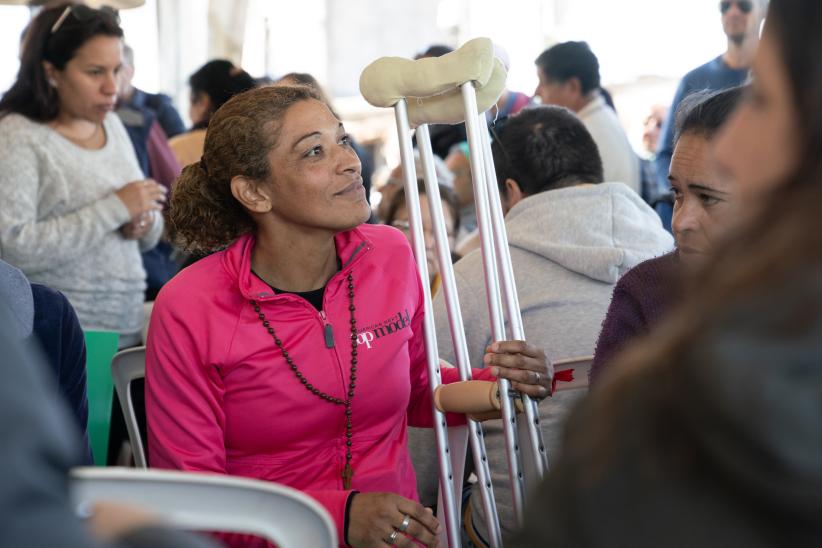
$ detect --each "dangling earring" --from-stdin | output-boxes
[47,77,57,88]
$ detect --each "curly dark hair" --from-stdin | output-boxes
[168,85,322,253]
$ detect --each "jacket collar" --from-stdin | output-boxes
[222,229,373,301]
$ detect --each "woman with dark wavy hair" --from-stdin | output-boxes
[0,4,166,347]
[513,0,822,545]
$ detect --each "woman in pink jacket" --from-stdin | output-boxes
[146,85,550,547]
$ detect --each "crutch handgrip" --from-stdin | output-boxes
[434,381,524,421]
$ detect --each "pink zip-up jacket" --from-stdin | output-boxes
[146,225,493,546]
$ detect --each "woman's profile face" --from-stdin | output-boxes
[714,27,801,204]
[49,35,122,123]
[189,91,211,126]
[264,98,370,232]
[670,133,736,267]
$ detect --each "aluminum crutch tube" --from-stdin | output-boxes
[416,123,503,548]
[460,82,526,526]
[478,113,550,479]
[393,99,461,548]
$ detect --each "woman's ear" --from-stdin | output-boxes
[42,61,58,88]
[503,178,524,213]
[567,77,582,98]
[231,176,272,213]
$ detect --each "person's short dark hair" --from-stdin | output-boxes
[189,60,256,126]
[491,105,604,196]
[415,44,454,60]
[674,86,746,144]
[384,179,461,236]
[0,3,123,122]
[535,41,601,95]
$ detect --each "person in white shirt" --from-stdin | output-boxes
[534,41,641,194]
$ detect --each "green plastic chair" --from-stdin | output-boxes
[84,330,120,465]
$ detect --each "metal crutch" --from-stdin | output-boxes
[460,81,530,527]
[477,111,550,483]
[416,122,503,548]
[393,98,462,548]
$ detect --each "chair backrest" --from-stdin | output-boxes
[553,356,594,392]
[70,467,337,547]
[111,346,148,468]
[84,330,120,465]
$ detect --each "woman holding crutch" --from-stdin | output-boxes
[145,84,550,548]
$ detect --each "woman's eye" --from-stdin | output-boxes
[700,194,720,206]
[340,134,352,146]
[306,146,323,157]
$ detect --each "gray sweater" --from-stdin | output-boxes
[0,113,161,338]
[408,182,674,539]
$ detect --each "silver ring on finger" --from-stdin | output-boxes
[534,371,540,384]
[398,514,411,533]
[387,529,400,545]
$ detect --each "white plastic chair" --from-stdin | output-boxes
[69,467,337,547]
[111,346,148,468]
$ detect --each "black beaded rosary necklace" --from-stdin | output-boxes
[250,272,359,489]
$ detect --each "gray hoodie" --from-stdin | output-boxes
[408,182,674,539]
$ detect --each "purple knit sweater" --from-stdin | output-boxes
[590,251,680,384]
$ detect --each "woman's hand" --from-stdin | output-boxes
[120,212,154,240]
[115,179,167,218]
[348,492,440,547]
[484,340,552,399]
[85,502,158,542]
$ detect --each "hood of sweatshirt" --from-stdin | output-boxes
[505,182,674,284]
[0,260,33,339]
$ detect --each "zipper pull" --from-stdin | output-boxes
[320,311,335,348]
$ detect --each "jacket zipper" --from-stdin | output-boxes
[319,310,335,348]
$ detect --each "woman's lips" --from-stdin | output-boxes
[335,179,365,197]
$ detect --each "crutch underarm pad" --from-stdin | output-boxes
[359,38,508,127]
[360,37,495,107]
[406,59,506,127]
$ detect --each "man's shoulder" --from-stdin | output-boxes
[680,55,741,88]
